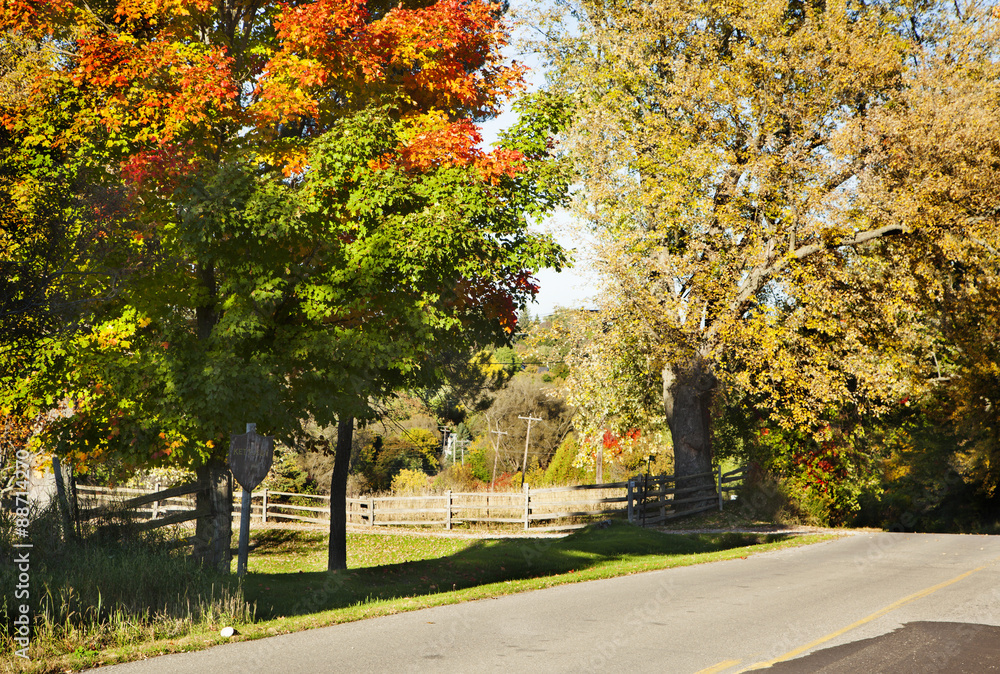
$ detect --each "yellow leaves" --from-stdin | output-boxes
[114,0,213,23]
[397,109,450,145]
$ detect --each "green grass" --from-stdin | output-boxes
[0,507,250,674]
[241,529,474,574]
[5,523,834,673]
[239,524,823,621]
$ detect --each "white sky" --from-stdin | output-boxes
[478,30,600,320]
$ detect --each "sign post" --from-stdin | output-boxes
[228,423,274,576]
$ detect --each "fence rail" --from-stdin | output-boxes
[626,465,747,525]
[73,465,746,532]
[76,481,205,532]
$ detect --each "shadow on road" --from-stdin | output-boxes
[766,621,1000,673]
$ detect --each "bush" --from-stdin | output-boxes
[543,434,588,486]
[363,429,441,491]
[736,471,807,525]
[263,444,318,495]
[431,464,486,492]
[392,469,431,494]
[467,444,492,483]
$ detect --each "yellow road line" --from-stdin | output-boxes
[695,659,741,674]
[741,562,994,671]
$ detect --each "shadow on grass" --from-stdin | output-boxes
[238,528,326,555]
[240,522,789,619]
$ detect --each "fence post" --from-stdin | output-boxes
[660,476,667,522]
[261,488,268,524]
[369,496,375,526]
[627,479,634,524]
[152,482,161,520]
[717,465,723,511]
[523,483,530,530]
[445,490,452,530]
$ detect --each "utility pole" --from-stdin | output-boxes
[518,414,542,487]
[438,426,450,465]
[490,425,509,491]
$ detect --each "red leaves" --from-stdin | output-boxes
[0,0,75,36]
[600,428,641,454]
[72,35,238,146]
[120,139,199,191]
[397,118,482,170]
[448,270,539,334]
[255,0,524,173]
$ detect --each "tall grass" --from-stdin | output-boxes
[0,501,253,668]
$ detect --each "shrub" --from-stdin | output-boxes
[364,429,441,491]
[431,464,486,492]
[263,444,317,495]
[543,434,588,486]
[392,469,431,494]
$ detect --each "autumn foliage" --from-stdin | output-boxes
[1,0,525,181]
[1,0,567,476]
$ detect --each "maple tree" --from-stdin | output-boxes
[1,0,568,569]
[543,0,999,500]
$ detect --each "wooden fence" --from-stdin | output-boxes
[75,481,206,533]
[74,466,745,532]
[626,466,747,525]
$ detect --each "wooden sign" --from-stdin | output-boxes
[228,425,274,492]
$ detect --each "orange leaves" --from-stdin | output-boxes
[10,0,526,190]
[254,0,370,123]
[397,114,482,170]
[255,0,523,130]
[368,0,523,116]
[383,110,525,178]
[0,0,75,36]
[114,0,213,23]
[272,0,369,53]
[475,147,526,183]
[72,36,238,145]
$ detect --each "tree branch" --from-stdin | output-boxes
[728,223,906,316]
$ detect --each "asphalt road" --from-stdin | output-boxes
[91,532,1000,673]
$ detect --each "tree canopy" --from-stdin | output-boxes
[1,0,571,568]
[1,0,569,474]
[541,0,1000,492]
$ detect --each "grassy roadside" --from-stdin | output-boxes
[7,523,836,673]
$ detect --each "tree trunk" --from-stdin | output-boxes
[663,358,717,505]
[192,461,233,572]
[328,416,354,571]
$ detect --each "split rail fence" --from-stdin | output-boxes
[74,466,746,532]
[626,466,746,525]
[75,481,206,533]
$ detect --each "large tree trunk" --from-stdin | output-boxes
[328,416,354,571]
[663,358,717,505]
[192,461,233,572]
